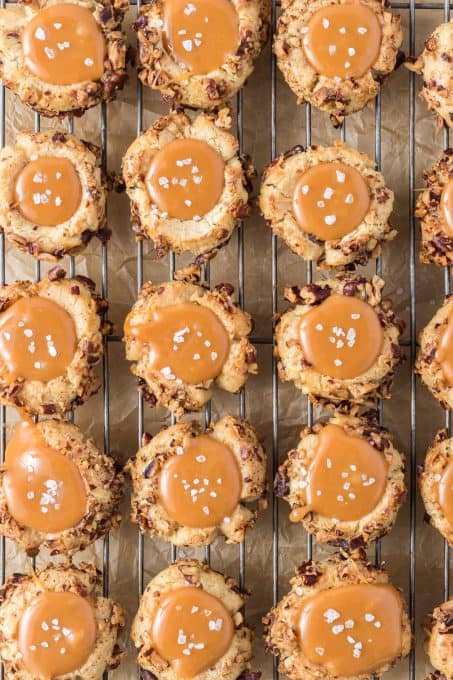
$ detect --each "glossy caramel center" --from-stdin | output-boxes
[440,179,453,238]
[302,3,382,80]
[0,297,77,382]
[18,590,96,679]
[151,586,234,677]
[292,162,370,241]
[437,310,453,385]
[299,295,384,379]
[298,584,404,676]
[159,434,242,528]
[23,3,105,86]
[3,420,86,533]
[163,0,239,75]
[124,302,230,385]
[439,457,453,527]
[146,138,225,221]
[14,157,82,227]
[289,424,388,523]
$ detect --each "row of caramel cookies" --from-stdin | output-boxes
[0,268,450,678]
[0,0,450,130]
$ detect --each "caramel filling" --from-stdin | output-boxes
[439,458,453,527]
[146,138,225,221]
[151,586,234,677]
[159,434,241,528]
[302,2,382,80]
[292,162,370,241]
[0,297,77,382]
[18,590,96,679]
[3,419,86,533]
[299,294,384,380]
[289,424,388,523]
[297,584,404,676]
[124,302,230,385]
[22,3,105,86]
[14,157,82,227]
[163,0,240,75]
[437,310,453,385]
[440,179,453,237]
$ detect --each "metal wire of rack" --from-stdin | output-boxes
[0,0,451,678]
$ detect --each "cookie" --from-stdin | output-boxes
[406,19,453,129]
[0,417,122,556]
[275,414,406,547]
[263,552,412,680]
[123,109,253,257]
[131,559,256,679]
[134,0,270,110]
[416,295,453,410]
[274,0,403,126]
[0,0,128,117]
[419,429,453,546]
[0,563,125,679]
[0,130,107,260]
[124,272,257,419]
[126,415,266,546]
[416,149,453,266]
[274,275,404,411]
[0,268,108,417]
[425,599,453,679]
[259,141,395,267]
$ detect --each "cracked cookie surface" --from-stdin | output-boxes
[263,552,411,680]
[406,19,453,129]
[416,295,453,410]
[0,563,125,679]
[123,109,253,257]
[126,416,267,546]
[0,0,128,117]
[131,559,255,679]
[275,414,406,547]
[416,149,453,266]
[0,418,122,556]
[419,429,453,546]
[274,275,404,411]
[274,0,402,126]
[124,273,257,419]
[134,0,270,110]
[0,269,108,417]
[0,130,107,260]
[260,141,395,267]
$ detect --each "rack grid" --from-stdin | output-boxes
[0,0,451,678]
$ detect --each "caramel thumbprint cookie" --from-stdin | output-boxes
[425,599,453,680]
[126,416,266,547]
[0,563,125,679]
[274,0,403,127]
[0,131,107,260]
[0,417,122,556]
[417,149,453,266]
[274,275,404,411]
[264,552,412,680]
[416,295,453,410]
[124,275,257,419]
[406,19,453,129]
[260,142,395,268]
[0,269,108,417]
[0,0,128,117]
[419,429,453,546]
[132,560,256,679]
[135,0,270,110]
[123,110,253,257]
[275,414,406,547]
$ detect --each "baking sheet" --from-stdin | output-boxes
[1,2,452,678]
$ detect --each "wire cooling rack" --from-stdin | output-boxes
[0,1,452,678]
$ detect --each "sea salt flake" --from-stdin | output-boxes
[35,27,46,40]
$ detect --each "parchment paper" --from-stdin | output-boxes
[2,3,451,678]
